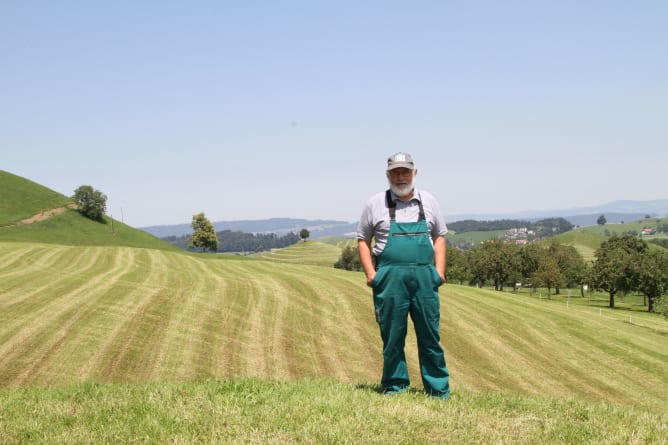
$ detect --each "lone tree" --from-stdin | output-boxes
[531,256,565,300]
[189,212,219,252]
[597,214,607,226]
[636,249,668,312]
[334,245,362,271]
[299,228,310,242]
[591,234,647,308]
[72,185,107,222]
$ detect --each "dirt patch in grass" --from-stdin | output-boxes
[19,204,78,225]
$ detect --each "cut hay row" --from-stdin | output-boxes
[254,241,342,267]
[0,242,378,390]
[1,242,667,410]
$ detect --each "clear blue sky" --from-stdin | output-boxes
[2,1,666,227]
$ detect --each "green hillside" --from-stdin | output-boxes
[0,172,177,251]
[1,241,666,409]
[253,240,342,267]
[554,231,606,262]
[0,170,73,225]
[575,218,668,236]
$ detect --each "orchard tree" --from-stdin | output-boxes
[445,247,470,285]
[189,212,219,252]
[548,240,585,294]
[657,296,668,320]
[531,256,565,300]
[591,234,648,308]
[72,185,107,222]
[636,249,668,312]
[518,242,547,289]
[334,245,362,271]
[468,238,519,291]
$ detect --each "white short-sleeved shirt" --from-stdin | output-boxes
[356,188,448,256]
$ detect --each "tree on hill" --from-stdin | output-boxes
[445,247,470,285]
[299,228,310,242]
[468,238,519,291]
[518,242,546,287]
[531,256,565,300]
[72,185,107,222]
[636,249,668,313]
[591,234,647,308]
[597,214,607,226]
[334,245,362,271]
[533,218,574,237]
[547,240,585,294]
[189,213,219,253]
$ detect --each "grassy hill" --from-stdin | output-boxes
[574,218,668,236]
[253,240,343,267]
[0,172,177,251]
[554,231,606,262]
[0,170,73,224]
[1,241,667,443]
[1,241,667,404]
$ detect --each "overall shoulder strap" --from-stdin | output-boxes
[385,189,396,220]
[386,189,426,222]
[417,192,426,221]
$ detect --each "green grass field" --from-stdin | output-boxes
[1,171,667,443]
[574,218,668,237]
[2,379,666,444]
[1,241,667,442]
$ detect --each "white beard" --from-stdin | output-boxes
[389,178,415,198]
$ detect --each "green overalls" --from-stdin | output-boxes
[371,190,450,397]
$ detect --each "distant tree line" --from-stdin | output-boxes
[164,230,301,253]
[449,217,574,237]
[447,234,668,312]
[334,234,668,314]
[448,219,532,233]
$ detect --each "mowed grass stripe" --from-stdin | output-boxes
[256,241,342,267]
[2,242,667,410]
[446,287,607,398]
[197,259,380,382]
[155,255,232,382]
[0,244,114,356]
[445,287,618,400]
[87,249,177,382]
[0,246,136,387]
[443,285,668,407]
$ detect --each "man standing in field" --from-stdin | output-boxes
[357,152,450,398]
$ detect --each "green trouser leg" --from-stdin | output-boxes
[373,264,450,396]
[409,267,450,397]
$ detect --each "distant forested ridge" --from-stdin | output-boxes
[163,230,300,253]
[448,219,532,233]
[449,217,574,236]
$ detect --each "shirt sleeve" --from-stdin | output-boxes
[425,192,448,238]
[356,200,374,241]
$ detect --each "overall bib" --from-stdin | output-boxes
[372,190,450,397]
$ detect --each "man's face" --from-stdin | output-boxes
[387,167,416,198]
